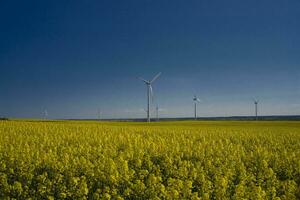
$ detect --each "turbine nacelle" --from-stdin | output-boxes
[139,72,161,85]
[193,95,200,102]
[139,78,150,85]
[253,98,259,104]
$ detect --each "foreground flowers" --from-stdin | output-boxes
[0,120,299,199]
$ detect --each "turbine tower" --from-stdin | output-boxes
[253,99,259,120]
[43,109,48,120]
[139,72,161,122]
[156,105,159,121]
[193,95,200,120]
[97,108,101,121]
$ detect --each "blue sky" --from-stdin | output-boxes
[0,0,299,119]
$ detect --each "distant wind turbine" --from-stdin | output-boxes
[193,95,201,120]
[43,109,48,120]
[139,72,161,122]
[156,105,159,121]
[97,108,102,121]
[253,98,259,120]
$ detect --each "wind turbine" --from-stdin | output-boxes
[97,108,102,121]
[253,98,259,120]
[43,109,48,120]
[193,95,200,120]
[139,72,161,122]
[156,105,159,121]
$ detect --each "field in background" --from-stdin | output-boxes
[0,120,299,199]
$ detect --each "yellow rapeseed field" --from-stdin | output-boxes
[0,120,299,199]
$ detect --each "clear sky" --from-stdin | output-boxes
[0,0,299,119]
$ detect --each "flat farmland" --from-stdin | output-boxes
[0,120,299,199]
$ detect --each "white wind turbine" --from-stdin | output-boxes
[43,109,48,120]
[97,108,102,121]
[253,98,259,120]
[193,95,201,120]
[139,72,161,122]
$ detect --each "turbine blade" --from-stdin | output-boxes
[138,77,149,84]
[150,72,161,83]
[150,85,154,103]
